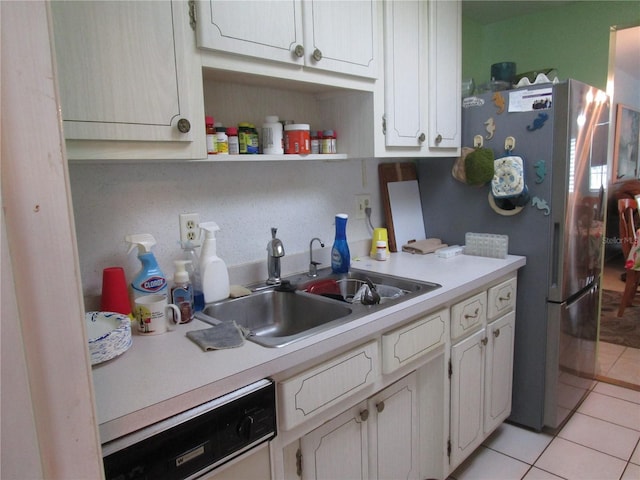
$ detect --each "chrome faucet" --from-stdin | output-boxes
[308,237,325,277]
[266,227,285,285]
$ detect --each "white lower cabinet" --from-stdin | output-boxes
[484,312,516,435]
[299,372,418,480]
[450,327,486,469]
[448,278,517,473]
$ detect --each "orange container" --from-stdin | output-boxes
[284,124,310,154]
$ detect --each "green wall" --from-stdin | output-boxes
[462,1,640,91]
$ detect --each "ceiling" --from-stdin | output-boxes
[461,1,639,81]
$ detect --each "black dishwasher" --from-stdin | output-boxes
[102,379,276,480]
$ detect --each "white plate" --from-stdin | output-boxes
[86,311,132,365]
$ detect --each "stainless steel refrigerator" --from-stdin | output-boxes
[417,79,610,431]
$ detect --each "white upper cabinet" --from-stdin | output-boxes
[427,0,461,151]
[52,0,205,160]
[195,0,377,79]
[382,0,426,148]
[376,0,461,157]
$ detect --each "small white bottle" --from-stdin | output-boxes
[375,241,388,261]
[261,115,284,155]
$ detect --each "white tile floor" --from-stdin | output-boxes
[448,382,640,480]
[598,342,640,386]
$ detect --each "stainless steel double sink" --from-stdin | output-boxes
[199,268,440,348]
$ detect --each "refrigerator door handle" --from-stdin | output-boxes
[551,222,560,288]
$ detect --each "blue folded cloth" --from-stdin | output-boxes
[186,321,247,351]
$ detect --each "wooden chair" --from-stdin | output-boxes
[617,198,640,316]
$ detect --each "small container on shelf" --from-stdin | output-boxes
[227,126,239,155]
[284,124,310,154]
[215,124,228,155]
[205,116,217,155]
[310,131,320,154]
[261,115,284,155]
[322,129,337,154]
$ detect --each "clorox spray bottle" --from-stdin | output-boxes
[199,222,230,303]
[125,234,168,302]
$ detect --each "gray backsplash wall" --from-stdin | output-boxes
[69,158,386,306]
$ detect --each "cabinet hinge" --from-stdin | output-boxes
[188,0,196,30]
[448,359,452,379]
[382,114,387,135]
[447,439,451,458]
[296,447,302,477]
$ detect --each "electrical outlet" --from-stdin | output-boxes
[355,194,371,219]
[179,213,201,247]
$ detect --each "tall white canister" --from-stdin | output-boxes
[261,115,284,154]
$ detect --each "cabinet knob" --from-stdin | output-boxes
[312,48,323,62]
[376,401,385,413]
[177,118,191,133]
[359,409,369,421]
[481,337,488,346]
[435,134,443,144]
[418,132,426,143]
[294,44,305,58]
[493,328,501,338]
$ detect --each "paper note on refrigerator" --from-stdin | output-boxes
[509,87,553,112]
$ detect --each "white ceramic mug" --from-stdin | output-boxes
[134,294,181,335]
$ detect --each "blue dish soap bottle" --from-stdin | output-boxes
[331,213,350,274]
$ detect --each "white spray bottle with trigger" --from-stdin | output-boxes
[199,222,230,303]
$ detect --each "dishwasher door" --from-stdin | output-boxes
[198,442,271,480]
[102,379,276,480]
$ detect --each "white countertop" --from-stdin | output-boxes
[93,252,525,444]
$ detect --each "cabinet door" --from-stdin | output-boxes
[381,0,461,156]
[302,1,377,79]
[196,1,377,79]
[52,1,204,159]
[450,328,485,471]
[382,0,426,147]
[195,0,303,66]
[427,0,461,151]
[370,373,419,480]
[484,312,515,434]
[300,402,369,480]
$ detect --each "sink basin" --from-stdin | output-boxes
[294,268,440,303]
[201,290,353,348]
[199,269,440,348]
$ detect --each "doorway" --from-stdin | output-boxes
[598,24,640,389]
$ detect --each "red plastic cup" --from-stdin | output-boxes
[100,267,132,316]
